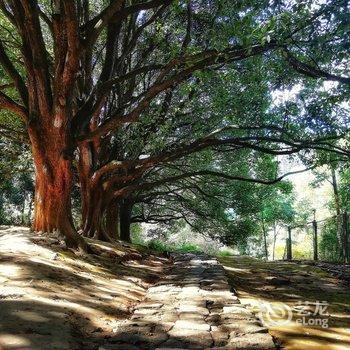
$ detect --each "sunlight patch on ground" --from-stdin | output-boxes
[0,226,166,350]
[220,256,350,350]
[0,334,31,348]
[0,264,21,278]
[221,265,252,274]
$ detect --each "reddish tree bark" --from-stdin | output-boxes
[78,142,94,233]
[78,171,113,242]
[28,120,86,249]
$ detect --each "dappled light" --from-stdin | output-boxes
[220,256,350,350]
[0,0,349,349]
[0,227,166,350]
[100,254,275,349]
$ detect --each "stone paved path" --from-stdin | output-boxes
[100,254,276,350]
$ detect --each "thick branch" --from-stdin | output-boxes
[79,42,278,141]
[84,0,171,44]
[113,166,316,198]
[0,39,28,107]
[0,91,28,120]
[18,0,53,114]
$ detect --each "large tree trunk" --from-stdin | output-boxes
[106,200,120,240]
[78,142,93,231]
[120,202,132,242]
[29,124,87,251]
[79,180,108,240]
[79,181,113,242]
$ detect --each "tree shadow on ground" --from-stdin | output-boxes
[0,227,170,350]
[220,255,350,350]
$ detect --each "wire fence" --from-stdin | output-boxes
[283,212,350,263]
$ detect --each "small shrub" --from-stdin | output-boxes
[147,240,169,252]
[146,240,202,254]
[130,223,144,245]
[293,246,312,260]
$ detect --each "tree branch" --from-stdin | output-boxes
[78,42,278,141]
[0,91,28,120]
[113,166,317,198]
[83,0,172,44]
[284,49,350,84]
[0,39,28,107]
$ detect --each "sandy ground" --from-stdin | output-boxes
[2,226,349,350]
[0,226,169,350]
[219,256,350,350]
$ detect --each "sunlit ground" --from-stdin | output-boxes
[0,226,166,350]
[220,256,350,350]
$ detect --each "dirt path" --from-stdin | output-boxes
[219,256,350,350]
[8,226,343,350]
[0,226,167,350]
[0,228,276,350]
[100,254,276,350]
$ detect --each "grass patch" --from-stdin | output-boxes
[146,240,202,254]
[147,240,169,252]
[217,249,234,257]
[175,243,202,253]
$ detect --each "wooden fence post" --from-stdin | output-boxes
[313,220,318,261]
[287,226,292,260]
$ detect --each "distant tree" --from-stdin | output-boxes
[311,158,350,261]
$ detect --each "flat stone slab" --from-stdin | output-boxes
[173,319,210,331]
[100,253,276,349]
[228,333,276,349]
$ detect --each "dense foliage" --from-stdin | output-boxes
[0,0,349,252]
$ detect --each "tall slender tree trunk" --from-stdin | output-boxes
[120,201,132,242]
[21,189,26,225]
[79,179,113,242]
[331,167,344,261]
[272,224,277,261]
[261,215,268,259]
[83,188,104,238]
[77,135,108,241]
[28,190,34,225]
[331,167,341,216]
